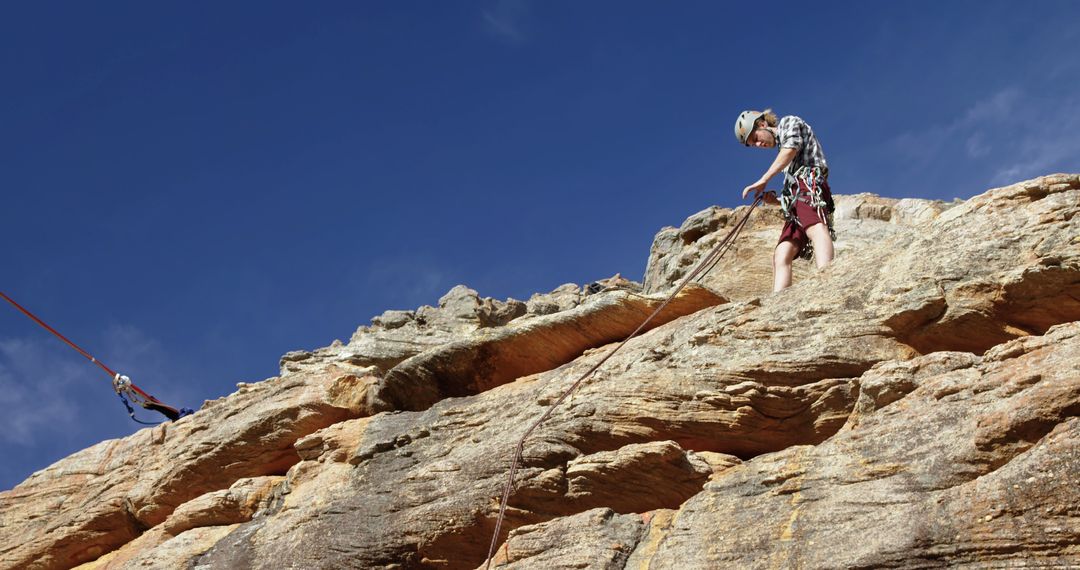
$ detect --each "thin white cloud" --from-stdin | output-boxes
[0,323,190,445]
[99,324,192,416]
[989,97,1080,185]
[961,88,1021,124]
[0,338,83,445]
[890,87,1022,163]
[887,86,1080,188]
[965,133,990,159]
[103,324,168,377]
[365,256,448,308]
[483,0,531,44]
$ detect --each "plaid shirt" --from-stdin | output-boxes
[776,115,828,176]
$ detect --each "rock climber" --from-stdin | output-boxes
[735,109,835,292]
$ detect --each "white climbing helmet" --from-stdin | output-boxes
[734,109,765,146]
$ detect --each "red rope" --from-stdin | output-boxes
[0,291,164,404]
[1,291,118,378]
[483,196,762,568]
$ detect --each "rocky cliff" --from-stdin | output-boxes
[1,174,1078,569]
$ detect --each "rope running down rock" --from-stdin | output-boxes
[484,195,763,568]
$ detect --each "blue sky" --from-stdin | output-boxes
[2,2,1078,490]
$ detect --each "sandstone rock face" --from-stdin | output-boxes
[482,508,649,569]
[371,284,725,412]
[553,322,1080,569]
[0,367,367,570]
[642,193,958,299]
[279,285,531,376]
[1,174,1077,570]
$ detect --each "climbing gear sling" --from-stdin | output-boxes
[781,165,835,260]
[484,195,764,568]
[0,291,193,425]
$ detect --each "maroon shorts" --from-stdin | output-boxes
[777,177,833,256]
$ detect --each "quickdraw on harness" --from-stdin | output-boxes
[781,165,836,261]
[1,291,193,425]
[484,196,764,569]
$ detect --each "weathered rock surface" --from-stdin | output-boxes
[279,279,640,378]
[280,285,531,376]
[563,441,722,514]
[1,174,1077,570]
[73,476,281,570]
[0,280,717,570]
[481,508,649,569]
[0,367,369,570]
[643,193,958,299]
[372,284,725,412]
[525,321,1080,568]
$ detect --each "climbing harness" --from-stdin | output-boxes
[781,165,836,261]
[483,196,763,568]
[0,291,193,424]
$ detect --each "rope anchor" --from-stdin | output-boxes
[0,291,193,425]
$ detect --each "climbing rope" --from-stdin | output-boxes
[484,195,763,568]
[0,291,193,424]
